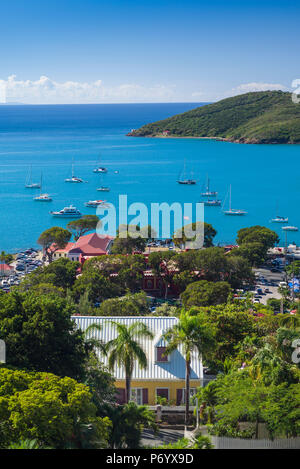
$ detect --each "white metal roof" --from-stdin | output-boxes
[73,316,203,381]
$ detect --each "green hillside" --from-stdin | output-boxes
[127,91,300,144]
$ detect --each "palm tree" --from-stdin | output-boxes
[105,321,154,403]
[163,311,216,425]
[83,323,106,355]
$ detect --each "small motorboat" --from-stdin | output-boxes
[85,200,108,208]
[282,226,298,232]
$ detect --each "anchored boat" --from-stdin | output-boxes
[50,205,82,218]
[223,185,247,216]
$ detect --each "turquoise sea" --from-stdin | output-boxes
[0,103,299,253]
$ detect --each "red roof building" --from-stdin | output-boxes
[68,233,114,262]
[0,263,13,277]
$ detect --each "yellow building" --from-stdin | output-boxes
[73,316,203,405]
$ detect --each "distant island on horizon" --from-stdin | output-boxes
[127,91,300,144]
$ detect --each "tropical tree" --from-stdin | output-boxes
[172,222,217,248]
[101,401,157,449]
[105,321,154,403]
[67,215,100,241]
[0,289,88,380]
[163,311,216,424]
[37,226,71,263]
[148,251,177,299]
[181,280,231,308]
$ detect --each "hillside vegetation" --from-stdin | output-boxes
[127,91,300,144]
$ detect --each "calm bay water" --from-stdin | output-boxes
[0,103,299,253]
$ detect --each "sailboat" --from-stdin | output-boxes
[177,159,196,185]
[201,175,218,197]
[25,166,41,189]
[65,160,84,183]
[93,154,108,173]
[270,203,288,223]
[34,174,52,202]
[223,185,247,216]
[97,172,110,192]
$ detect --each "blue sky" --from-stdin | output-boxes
[0,0,299,103]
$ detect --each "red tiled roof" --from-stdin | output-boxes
[0,264,12,271]
[52,242,75,253]
[69,233,114,256]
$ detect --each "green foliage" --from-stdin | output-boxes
[0,251,13,265]
[102,401,157,449]
[129,91,300,144]
[0,290,88,380]
[73,269,122,303]
[148,250,177,298]
[97,292,150,316]
[111,228,147,255]
[153,302,179,317]
[83,253,146,293]
[67,215,100,241]
[37,226,71,263]
[20,258,80,291]
[105,321,154,403]
[164,311,216,424]
[181,280,231,308]
[0,367,112,449]
[157,434,213,449]
[83,354,116,411]
[173,247,253,291]
[173,222,217,248]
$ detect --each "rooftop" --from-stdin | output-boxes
[72,316,203,381]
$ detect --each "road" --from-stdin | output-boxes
[141,428,185,448]
[252,266,285,305]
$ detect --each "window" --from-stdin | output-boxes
[176,388,197,405]
[156,388,169,400]
[130,388,148,405]
[156,346,169,362]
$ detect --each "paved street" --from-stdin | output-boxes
[141,428,185,448]
[252,266,285,305]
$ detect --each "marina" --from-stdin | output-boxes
[0,103,299,252]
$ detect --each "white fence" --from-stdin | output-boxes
[211,436,300,449]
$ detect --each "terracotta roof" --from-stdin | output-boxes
[52,242,75,253]
[0,264,13,271]
[69,233,114,256]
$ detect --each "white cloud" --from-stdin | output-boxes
[233,82,288,93]
[0,75,177,104]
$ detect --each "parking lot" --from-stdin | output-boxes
[0,248,44,292]
[251,265,285,305]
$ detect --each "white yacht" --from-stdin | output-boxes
[50,205,82,218]
[201,176,218,197]
[34,174,52,202]
[93,154,108,173]
[85,200,108,207]
[65,160,84,183]
[271,216,289,223]
[97,186,110,192]
[282,226,298,232]
[25,166,41,189]
[223,185,247,216]
[34,193,52,202]
[93,167,108,174]
[204,199,221,206]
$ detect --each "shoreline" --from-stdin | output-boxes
[127,134,300,144]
